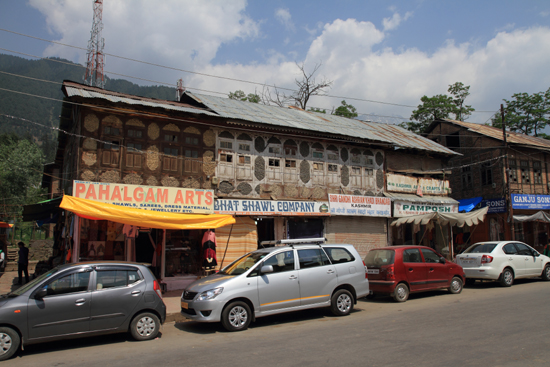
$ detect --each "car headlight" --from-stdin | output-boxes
[197,287,223,301]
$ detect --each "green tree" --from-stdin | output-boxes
[448,82,475,121]
[0,134,46,218]
[308,107,326,113]
[228,90,260,103]
[498,89,550,137]
[400,94,455,134]
[333,100,358,118]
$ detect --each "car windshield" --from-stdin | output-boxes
[7,267,60,296]
[364,249,395,267]
[463,243,498,254]
[218,251,269,275]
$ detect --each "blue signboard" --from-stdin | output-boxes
[481,198,507,213]
[511,194,550,210]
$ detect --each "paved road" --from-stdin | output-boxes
[7,279,550,367]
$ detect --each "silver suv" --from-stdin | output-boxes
[181,239,369,331]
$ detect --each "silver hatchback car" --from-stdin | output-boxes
[181,239,369,331]
[0,261,166,361]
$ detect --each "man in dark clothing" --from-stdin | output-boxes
[18,242,29,285]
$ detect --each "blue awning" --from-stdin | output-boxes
[458,197,483,212]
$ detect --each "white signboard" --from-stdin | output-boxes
[387,174,449,195]
[328,194,391,217]
[72,181,214,214]
[394,200,458,217]
[214,199,330,216]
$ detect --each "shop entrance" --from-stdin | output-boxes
[287,218,324,239]
[256,218,275,244]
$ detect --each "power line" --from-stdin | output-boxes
[0,28,499,113]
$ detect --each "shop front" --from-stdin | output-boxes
[511,194,550,252]
[325,194,391,258]
[64,181,235,291]
[214,198,330,255]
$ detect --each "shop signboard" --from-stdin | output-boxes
[328,194,391,217]
[481,198,507,213]
[394,200,458,217]
[214,199,330,216]
[511,194,550,210]
[72,180,214,214]
[387,174,449,195]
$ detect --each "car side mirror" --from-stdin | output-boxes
[260,265,274,274]
[34,287,48,300]
[534,252,540,257]
[439,257,446,264]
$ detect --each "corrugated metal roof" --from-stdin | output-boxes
[384,192,458,204]
[185,92,458,155]
[440,119,550,150]
[63,83,218,118]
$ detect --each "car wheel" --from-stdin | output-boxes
[221,301,251,332]
[392,283,409,302]
[449,276,463,294]
[542,264,550,281]
[331,289,354,316]
[0,327,20,361]
[130,312,160,341]
[499,268,514,287]
[465,278,476,287]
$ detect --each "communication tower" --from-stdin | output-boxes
[84,0,105,88]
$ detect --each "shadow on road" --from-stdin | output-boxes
[174,306,363,334]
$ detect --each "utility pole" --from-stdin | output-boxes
[84,0,105,88]
[501,104,514,240]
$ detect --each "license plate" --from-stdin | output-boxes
[181,301,188,309]
[461,258,474,263]
[367,269,379,274]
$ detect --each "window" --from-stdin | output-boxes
[185,136,199,145]
[104,126,120,136]
[220,141,233,149]
[312,151,323,159]
[351,149,361,164]
[521,160,530,183]
[509,159,518,183]
[185,149,198,159]
[297,249,331,269]
[284,141,297,156]
[402,248,422,263]
[164,134,178,142]
[481,162,493,186]
[534,161,543,184]
[127,129,143,138]
[462,166,472,189]
[324,247,355,264]
[446,132,460,148]
[96,269,141,290]
[365,168,373,176]
[313,162,324,170]
[238,155,251,165]
[364,249,394,267]
[328,164,338,172]
[352,167,361,175]
[263,251,295,273]
[126,143,143,168]
[102,141,120,165]
[220,153,233,163]
[502,244,518,255]
[364,156,374,166]
[421,248,440,263]
[285,159,296,168]
[269,158,280,167]
[514,243,533,256]
[268,146,281,154]
[327,146,339,161]
[45,271,91,296]
[238,143,250,152]
[163,146,178,172]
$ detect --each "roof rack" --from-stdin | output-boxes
[260,237,326,248]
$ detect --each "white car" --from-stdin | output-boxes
[456,241,550,287]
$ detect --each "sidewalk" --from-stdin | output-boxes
[0,271,186,323]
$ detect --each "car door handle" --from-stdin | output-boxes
[289,275,298,280]
[75,298,86,306]
[131,290,141,296]
[327,269,335,274]
[408,268,414,272]
[429,268,434,272]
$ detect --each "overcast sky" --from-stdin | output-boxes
[1,0,550,125]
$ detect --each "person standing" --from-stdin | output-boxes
[18,242,29,285]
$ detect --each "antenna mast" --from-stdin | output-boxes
[84,0,105,88]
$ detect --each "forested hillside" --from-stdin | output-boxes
[0,54,175,161]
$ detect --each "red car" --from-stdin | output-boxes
[364,246,465,302]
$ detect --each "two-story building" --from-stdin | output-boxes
[50,80,457,286]
[426,118,550,252]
